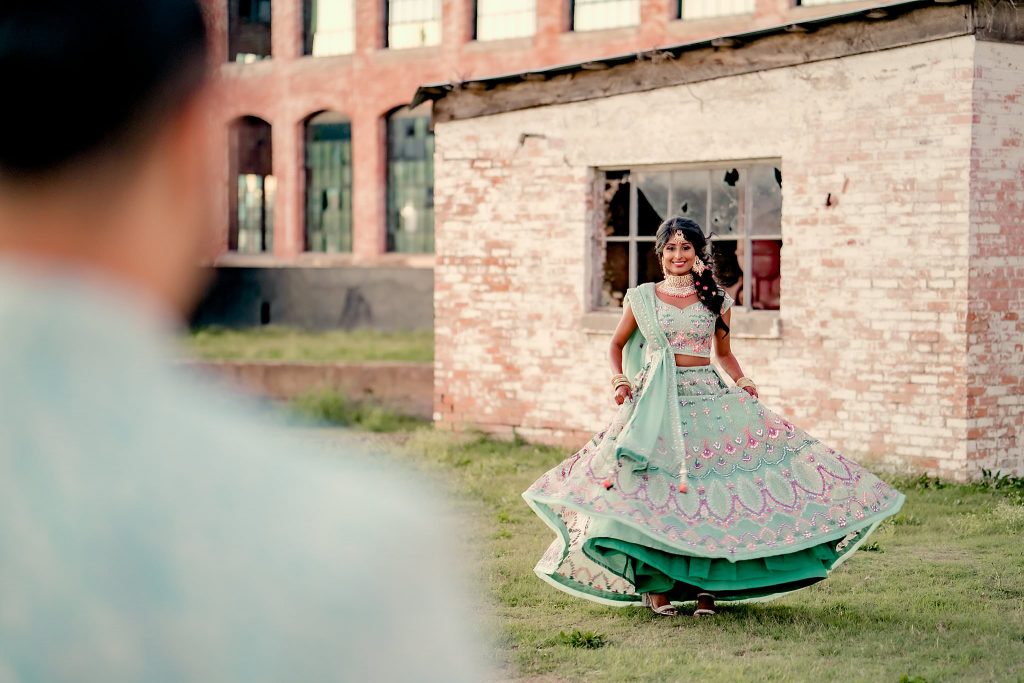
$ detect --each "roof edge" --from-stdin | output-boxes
[412,0,977,114]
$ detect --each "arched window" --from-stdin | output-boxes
[304,111,352,253]
[229,116,274,253]
[386,104,434,253]
[228,0,272,62]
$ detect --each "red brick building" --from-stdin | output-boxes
[195,0,881,328]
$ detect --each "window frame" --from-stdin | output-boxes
[569,0,641,32]
[675,0,756,21]
[593,159,783,314]
[303,111,353,253]
[303,0,356,57]
[473,0,537,42]
[228,0,273,63]
[385,0,443,50]
[385,105,435,254]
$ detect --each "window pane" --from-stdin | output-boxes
[230,117,273,253]
[670,169,708,228]
[387,105,434,253]
[305,112,352,253]
[603,171,630,238]
[709,167,740,237]
[637,240,661,286]
[711,238,743,306]
[680,0,754,20]
[750,165,782,236]
[751,239,781,311]
[601,241,629,308]
[595,162,782,312]
[308,0,355,56]
[230,0,272,61]
[636,171,668,236]
[388,0,442,49]
[573,0,640,31]
[477,0,535,41]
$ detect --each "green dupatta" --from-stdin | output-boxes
[614,282,689,481]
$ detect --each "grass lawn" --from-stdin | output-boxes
[185,326,433,363]
[372,428,1024,683]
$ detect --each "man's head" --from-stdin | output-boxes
[0,0,213,314]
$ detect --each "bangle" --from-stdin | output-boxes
[736,376,756,390]
[610,373,628,388]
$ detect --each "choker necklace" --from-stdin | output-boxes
[657,273,697,297]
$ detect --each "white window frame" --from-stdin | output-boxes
[678,0,755,21]
[387,0,442,49]
[594,160,782,314]
[475,0,536,41]
[571,0,640,32]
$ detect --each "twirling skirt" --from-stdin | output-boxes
[522,365,905,605]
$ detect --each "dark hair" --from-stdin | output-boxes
[0,0,209,181]
[655,216,730,337]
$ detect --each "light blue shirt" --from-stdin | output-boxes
[0,264,485,682]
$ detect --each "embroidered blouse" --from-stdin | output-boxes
[654,290,734,358]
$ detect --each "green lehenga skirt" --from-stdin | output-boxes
[522,365,905,605]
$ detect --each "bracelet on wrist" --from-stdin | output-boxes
[610,373,628,388]
[736,376,756,390]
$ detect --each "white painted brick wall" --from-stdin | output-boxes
[967,41,1024,476]
[435,36,980,477]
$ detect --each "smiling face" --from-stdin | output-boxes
[661,230,695,277]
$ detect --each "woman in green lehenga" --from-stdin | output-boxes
[522,216,905,617]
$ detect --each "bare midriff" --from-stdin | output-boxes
[675,354,711,368]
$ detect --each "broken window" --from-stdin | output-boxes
[228,0,272,63]
[229,116,274,253]
[303,0,355,56]
[387,0,442,49]
[475,0,536,41]
[386,104,434,253]
[304,111,352,252]
[677,0,754,20]
[597,162,782,311]
[572,0,639,32]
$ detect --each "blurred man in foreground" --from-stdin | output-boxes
[0,1,484,680]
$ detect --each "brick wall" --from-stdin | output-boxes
[967,40,1024,476]
[434,37,977,476]
[201,0,889,263]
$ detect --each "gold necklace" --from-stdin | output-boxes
[657,274,697,297]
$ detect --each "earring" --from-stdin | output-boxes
[692,256,707,276]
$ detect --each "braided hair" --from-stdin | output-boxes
[654,216,730,338]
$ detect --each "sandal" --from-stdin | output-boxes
[693,592,716,616]
[641,593,679,616]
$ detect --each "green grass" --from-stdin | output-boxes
[185,326,433,363]
[290,391,429,432]
[377,428,1024,683]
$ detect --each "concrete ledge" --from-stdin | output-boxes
[189,360,434,418]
